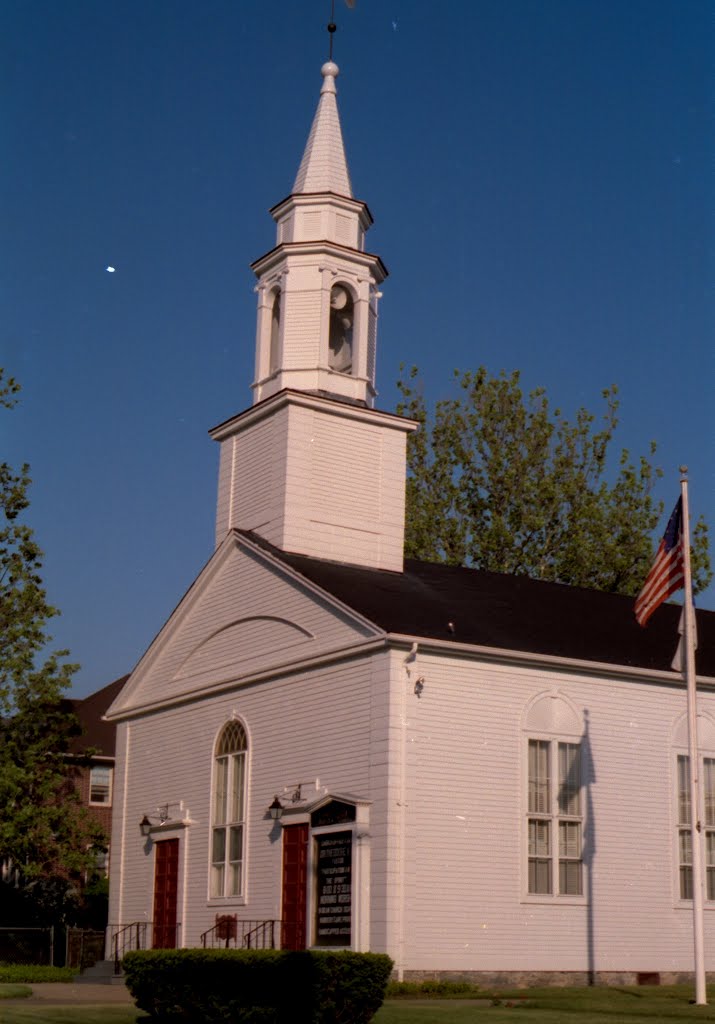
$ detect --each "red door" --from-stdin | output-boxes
[152,839,179,948]
[281,824,308,950]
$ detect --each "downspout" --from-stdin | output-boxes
[116,723,131,940]
[397,644,417,979]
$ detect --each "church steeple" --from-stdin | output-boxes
[210,59,416,573]
[293,61,352,197]
[250,62,385,408]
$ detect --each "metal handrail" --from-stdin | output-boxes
[200,918,280,950]
[243,919,276,949]
[111,921,149,975]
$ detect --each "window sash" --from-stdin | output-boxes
[527,738,583,897]
[558,743,581,816]
[528,741,550,814]
[678,755,691,826]
[89,766,112,804]
[230,756,245,823]
[214,758,228,825]
[677,755,715,902]
[211,740,247,898]
[559,821,583,895]
[705,759,715,828]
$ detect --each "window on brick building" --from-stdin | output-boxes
[89,765,113,805]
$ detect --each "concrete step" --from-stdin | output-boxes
[74,959,124,985]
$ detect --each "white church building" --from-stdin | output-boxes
[106,58,715,984]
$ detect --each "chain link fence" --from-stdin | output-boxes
[0,927,54,966]
[66,928,106,970]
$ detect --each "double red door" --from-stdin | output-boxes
[281,824,308,950]
[152,839,179,948]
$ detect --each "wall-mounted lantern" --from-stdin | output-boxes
[268,796,284,820]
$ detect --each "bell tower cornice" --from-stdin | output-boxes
[251,241,387,285]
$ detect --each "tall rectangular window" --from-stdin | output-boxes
[677,754,715,901]
[89,765,113,805]
[211,721,247,899]
[527,739,582,897]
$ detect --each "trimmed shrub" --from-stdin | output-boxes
[123,948,393,1023]
[0,965,74,983]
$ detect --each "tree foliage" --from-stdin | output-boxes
[0,369,105,919]
[397,365,711,596]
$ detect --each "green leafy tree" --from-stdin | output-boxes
[0,369,105,923]
[397,365,711,595]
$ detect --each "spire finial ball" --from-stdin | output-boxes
[321,61,339,79]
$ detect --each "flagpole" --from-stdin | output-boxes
[681,467,707,1005]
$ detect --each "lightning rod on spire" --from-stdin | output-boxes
[327,0,337,61]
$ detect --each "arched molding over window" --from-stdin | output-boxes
[210,719,248,899]
[672,712,715,751]
[328,283,355,374]
[523,690,581,737]
[269,288,282,374]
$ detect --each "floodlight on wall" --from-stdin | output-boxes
[268,796,284,820]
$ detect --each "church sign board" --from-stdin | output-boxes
[314,830,352,946]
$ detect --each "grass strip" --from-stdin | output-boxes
[0,966,74,984]
[0,984,32,999]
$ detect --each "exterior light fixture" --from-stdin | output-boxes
[139,815,153,838]
[268,796,284,820]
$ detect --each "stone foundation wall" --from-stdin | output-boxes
[402,970,707,988]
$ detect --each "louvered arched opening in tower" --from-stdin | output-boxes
[328,284,354,373]
[269,289,282,374]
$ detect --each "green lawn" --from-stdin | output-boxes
[0,985,32,999]
[375,986,715,1023]
[3,986,715,1024]
[0,1007,144,1024]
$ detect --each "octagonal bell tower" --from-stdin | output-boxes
[252,61,385,408]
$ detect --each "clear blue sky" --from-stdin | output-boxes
[4,1,714,697]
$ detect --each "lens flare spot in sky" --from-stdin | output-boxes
[106,266,116,273]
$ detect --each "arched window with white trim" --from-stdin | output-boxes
[211,720,247,898]
[523,692,584,899]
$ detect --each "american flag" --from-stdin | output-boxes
[634,497,685,627]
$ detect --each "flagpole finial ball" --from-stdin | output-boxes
[680,465,688,476]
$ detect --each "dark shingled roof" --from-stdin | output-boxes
[240,531,715,678]
[67,675,129,756]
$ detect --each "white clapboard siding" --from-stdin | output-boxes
[396,651,715,973]
[109,610,715,974]
[112,654,386,947]
[111,536,380,715]
[213,395,413,573]
[281,403,408,572]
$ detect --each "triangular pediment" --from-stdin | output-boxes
[107,533,382,718]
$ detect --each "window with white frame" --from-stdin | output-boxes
[676,754,715,901]
[527,739,583,896]
[89,765,113,805]
[210,720,247,899]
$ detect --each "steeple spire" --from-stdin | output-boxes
[293,62,352,197]
[210,49,417,573]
